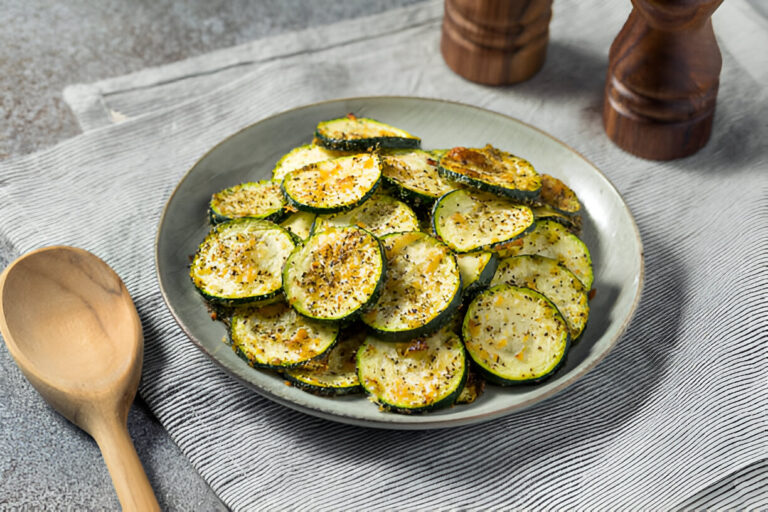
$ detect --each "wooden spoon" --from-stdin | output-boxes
[0,246,160,511]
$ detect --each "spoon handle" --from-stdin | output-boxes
[92,416,161,511]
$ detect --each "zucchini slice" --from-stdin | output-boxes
[272,144,349,182]
[491,255,589,339]
[432,189,535,253]
[532,205,582,235]
[283,226,386,322]
[209,181,285,224]
[279,211,316,242]
[281,153,382,214]
[312,194,419,238]
[231,302,339,370]
[380,149,459,207]
[357,328,467,413]
[190,219,295,305]
[316,115,420,152]
[361,232,462,341]
[284,327,366,395]
[539,174,581,216]
[456,251,499,298]
[494,220,594,289]
[463,284,570,385]
[438,145,541,200]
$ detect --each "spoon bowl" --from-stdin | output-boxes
[0,246,159,511]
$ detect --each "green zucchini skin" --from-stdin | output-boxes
[438,145,541,201]
[431,189,535,253]
[356,329,467,414]
[462,284,570,385]
[231,302,339,370]
[361,232,463,342]
[282,226,387,323]
[283,328,366,396]
[315,117,421,152]
[281,153,382,214]
[190,219,296,306]
[208,181,286,225]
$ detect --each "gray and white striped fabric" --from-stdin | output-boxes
[2,0,766,509]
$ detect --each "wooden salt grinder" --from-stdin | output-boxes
[603,0,724,160]
[441,0,554,85]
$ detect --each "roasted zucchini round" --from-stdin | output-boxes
[231,302,339,370]
[281,153,382,214]
[357,328,467,413]
[438,144,541,200]
[463,284,570,385]
[361,231,462,341]
[432,189,535,253]
[190,219,295,306]
[283,226,386,322]
[209,180,285,224]
[315,116,420,151]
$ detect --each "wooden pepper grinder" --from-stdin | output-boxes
[441,0,554,85]
[603,0,724,160]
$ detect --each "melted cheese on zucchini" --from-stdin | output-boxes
[313,194,419,237]
[494,220,593,289]
[190,219,295,301]
[463,285,568,383]
[272,144,348,182]
[357,329,466,411]
[284,226,384,320]
[433,189,534,252]
[209,181,284,221]
[361,232,460,332]
[381,149,458,200]
[491,255,589,339]
[282,154,381,212]
[231,302,338,368]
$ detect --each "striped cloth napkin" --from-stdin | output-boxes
[3,0,766,509]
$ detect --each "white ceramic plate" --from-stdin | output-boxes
[155,96,643,429]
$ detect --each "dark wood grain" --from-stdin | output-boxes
[603,0,724,160]
[440,0,553,85]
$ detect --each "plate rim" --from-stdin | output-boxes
[155,95,645,429]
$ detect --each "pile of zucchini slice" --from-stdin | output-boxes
[189,114,593,414]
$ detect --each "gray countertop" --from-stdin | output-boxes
[0,1,424,509]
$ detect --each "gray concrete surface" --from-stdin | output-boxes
[0,1,425,509]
